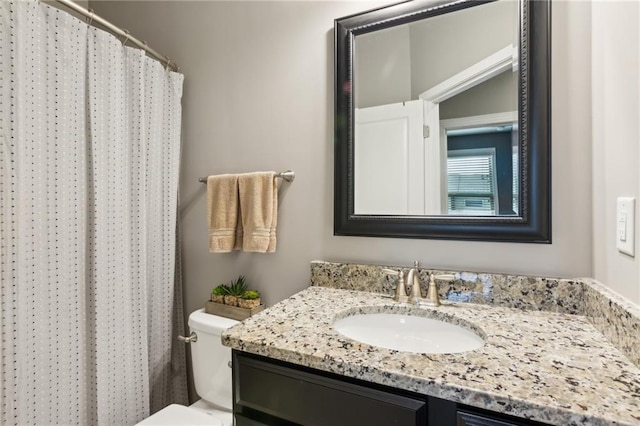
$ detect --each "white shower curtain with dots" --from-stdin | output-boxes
[0,1,188,424]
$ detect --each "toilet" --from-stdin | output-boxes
[137,309,238,425]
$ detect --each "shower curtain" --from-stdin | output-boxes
[0,1,188,424]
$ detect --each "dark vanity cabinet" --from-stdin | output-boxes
[232,351,547,426]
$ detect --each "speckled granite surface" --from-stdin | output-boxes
[309,261,640,368]
[583,278,640,368]
[222,286,640,426]
[310,261,584,314]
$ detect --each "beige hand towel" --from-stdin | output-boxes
[207,174,240,253]
[237,172,278,253]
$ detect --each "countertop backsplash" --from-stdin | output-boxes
[582,278,640,367]
[310,260,639,368]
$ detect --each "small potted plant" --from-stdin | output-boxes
[238,290,261,309]
[224,275,247,307]
[211,284,229,304]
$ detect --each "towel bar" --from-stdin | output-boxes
[199,170,295,184]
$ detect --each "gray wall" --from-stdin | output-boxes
[413,0,518,118]
[591,1,640,302]
[440,70,517,119]
[356,25,411,108]
[90,0,596,322]
[410,0,517,97]
[354,1,517,116]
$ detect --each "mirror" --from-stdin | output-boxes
[335,0,550,242]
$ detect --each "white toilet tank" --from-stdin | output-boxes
[188,309,238,411]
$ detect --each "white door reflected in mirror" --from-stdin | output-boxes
[354,100,427,215]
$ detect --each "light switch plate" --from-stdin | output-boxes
[616,197,635,256]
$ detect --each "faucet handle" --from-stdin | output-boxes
[433,274,455,281]
[382,269,408,302]
[423,274,441,307]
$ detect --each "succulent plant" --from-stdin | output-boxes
[227,275,248,296]
[212,284,230,295]
[240,290,260,300]
[238,289,261,309]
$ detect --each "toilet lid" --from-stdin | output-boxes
[136,404,223,425]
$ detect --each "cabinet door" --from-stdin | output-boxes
[234,352,427,426]
[457,410,530,426]
[234,414,266,426]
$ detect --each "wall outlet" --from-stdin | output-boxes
[616,197,635,256]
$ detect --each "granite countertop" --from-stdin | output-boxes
[222,286,640,426]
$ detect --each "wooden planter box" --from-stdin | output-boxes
[205,301,265,321]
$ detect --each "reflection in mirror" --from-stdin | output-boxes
[353,0,519,216]
[334,0,551,242]
[445,125,517,216]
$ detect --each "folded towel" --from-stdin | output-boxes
[207,174,240,253]
[237,172,278,253]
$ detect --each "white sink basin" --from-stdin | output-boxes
[333,313,484,354]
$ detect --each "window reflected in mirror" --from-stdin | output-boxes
[445,124,518,216]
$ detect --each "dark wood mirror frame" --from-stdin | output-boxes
[334,0,550,243]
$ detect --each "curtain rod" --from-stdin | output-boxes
[54,0,179,72]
